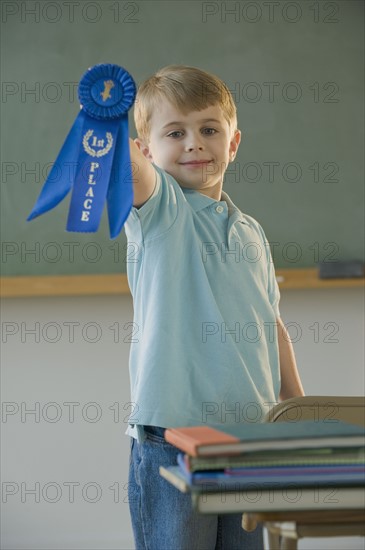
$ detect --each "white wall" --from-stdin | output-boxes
[1,288,364,549]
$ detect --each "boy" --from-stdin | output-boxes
[125,65,305,549]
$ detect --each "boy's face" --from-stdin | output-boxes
[135,101,241,198]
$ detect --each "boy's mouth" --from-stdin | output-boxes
[179,160,213,166]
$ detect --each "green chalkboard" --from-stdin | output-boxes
[1,0,364,276]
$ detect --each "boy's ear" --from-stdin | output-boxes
[229,129,241,162]
[134,138,153,161]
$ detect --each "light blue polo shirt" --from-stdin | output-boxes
[124,164,281,443]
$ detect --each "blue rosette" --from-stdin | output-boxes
[27,63,137,238]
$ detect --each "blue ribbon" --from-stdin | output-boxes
[27,64,136,239]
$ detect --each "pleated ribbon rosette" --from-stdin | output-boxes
[27,64,137,239]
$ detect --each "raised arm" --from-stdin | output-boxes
[129,138,156,208]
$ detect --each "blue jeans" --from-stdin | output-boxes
[128,425,264,550]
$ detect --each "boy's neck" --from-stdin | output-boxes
[185,185,223,202]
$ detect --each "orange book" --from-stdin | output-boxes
[165,426,239,457]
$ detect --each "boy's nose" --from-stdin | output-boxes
[184,133,204,151]
[185,139,204,151]
[185,145,204,151]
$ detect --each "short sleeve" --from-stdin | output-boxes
[124,164,180,244]
[266,244,281,318]
[255,222,281,318]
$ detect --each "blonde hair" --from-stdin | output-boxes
[133,65,237,143]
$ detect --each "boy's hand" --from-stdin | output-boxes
[129,138,156,208]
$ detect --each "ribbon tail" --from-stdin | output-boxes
[27,111,86,221]
[106,116,133,239]
[66,118,119,233]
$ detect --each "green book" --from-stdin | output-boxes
[183,447,365,472]
[159,466,365,513]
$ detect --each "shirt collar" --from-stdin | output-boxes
[182,187,250,225]
[182,188,218,212]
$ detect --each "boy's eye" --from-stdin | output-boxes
[167,131,183,138]
[202,127,217,135]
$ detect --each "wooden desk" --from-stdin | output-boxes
[1,268,364,297]
[242,510,365,550]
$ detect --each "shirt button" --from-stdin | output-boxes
[216,205,224,213]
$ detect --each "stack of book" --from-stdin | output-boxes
[159,420,365,513]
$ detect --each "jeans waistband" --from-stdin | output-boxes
[143,425,166,438]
